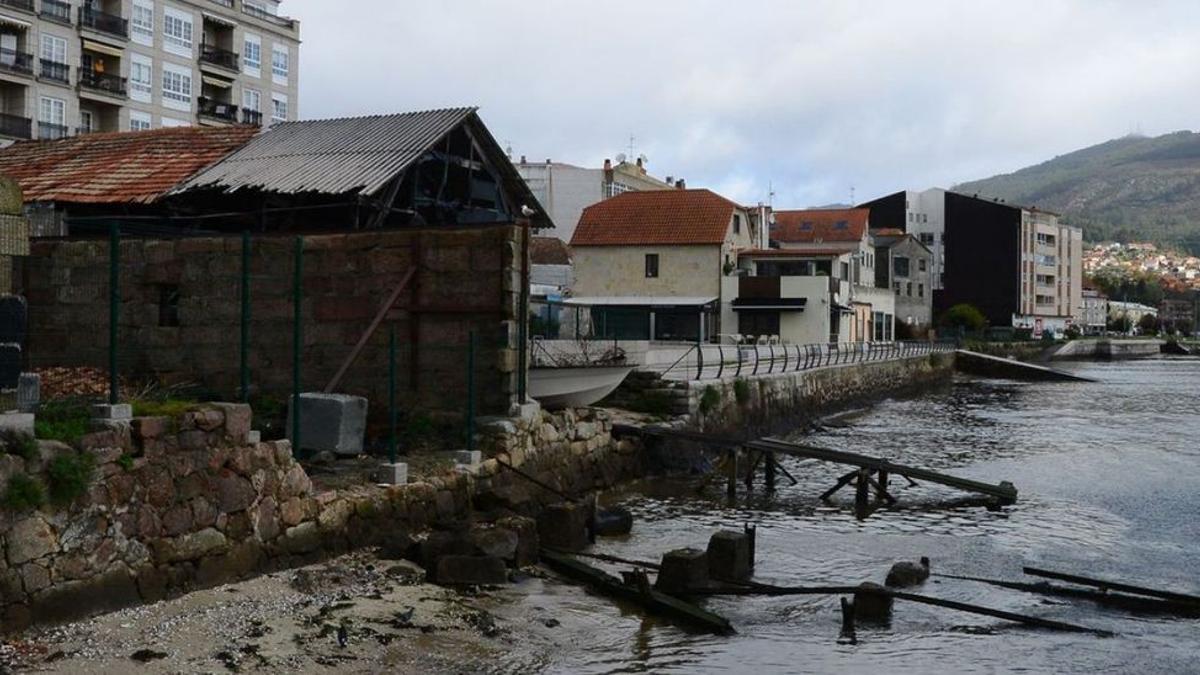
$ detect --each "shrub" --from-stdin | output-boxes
[34,399,92,444]
[733,379,751,405]
[117,453,136,472]
[699,385,722,415]
[940,303,987,333]
[1064,325,1082,340]
[1137,313,1159,336]
[46,451,97,506]
[2,474,45,512]
[1,430,39,461]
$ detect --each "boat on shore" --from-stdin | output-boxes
[529,364,634,409]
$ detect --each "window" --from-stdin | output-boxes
[908,213,914,222]
[739,311,780,337]
[906,282,913,297]
[79,110,94,133]
[271,92,288,123]
[604,181,630,198]
[893,256,910,278]
[158,285,180,327]
[918,232,935,246]
[130,53,153,103]
[132,0,154,46]
[271,44,289,83]
[918,283,924,298]
[161,63,192,111]
[893,281,901,294]
[242,87,261,112]
[160,117,190,127]
[840,262,849,280]
[733,214,741,235]
[39,96,65,125]
[162,7,194,56]
[834,220,848,230]
[129,110,152,131]
[39,34,66,65]
[243,33,261,75]
[645,254,659,278]
[1036,232,1057,246]
[918,258,927,273]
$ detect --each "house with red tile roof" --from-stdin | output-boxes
[567,188,761,341]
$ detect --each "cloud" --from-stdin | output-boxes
[285,0,1200,206]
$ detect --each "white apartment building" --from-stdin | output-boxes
[0,0,298,143]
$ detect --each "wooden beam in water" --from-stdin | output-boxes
[936,573,1200,617]
[1023,567,1200,606]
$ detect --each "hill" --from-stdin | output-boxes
[954,130,1200,253]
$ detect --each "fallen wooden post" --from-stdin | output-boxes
[540,549,735,635]
[1023,567,1200,607]
[935,573,1200,617]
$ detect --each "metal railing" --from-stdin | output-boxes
[0,0,33,11]
[39,59,70,84]
[39,0,72,23]
[79,69,128,97]
[241,3,296,29]
[0,49,34,77]
[241,109,263,126]
[0,113,32,140]
[200,44,239,71]
[656,340,956,382]
[37,122,69,141]
[198,96,238,122]
[79,6,129,38]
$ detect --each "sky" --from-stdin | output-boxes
[284,0,1200,208]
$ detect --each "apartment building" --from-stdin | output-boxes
[0,0,298,143]
[859,187,946,289]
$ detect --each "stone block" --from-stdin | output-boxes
[247,430,262,444]
[536,501,591,552]
[593,506,633,537]
[0,412,33,436]
[434,555,508,585]
[469,525,519,561]
[16,372,38,413]
[375,462,408,485]
[655,548,709,593]
[7,516,59,565]
[286,393,367,456]
[419,530,476,569]
[853,582,894,623]
[496,516,539,567]
[91,403,132,421]
[706,530,753,582]
[447,450,481,467]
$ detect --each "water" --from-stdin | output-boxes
[496,357,1200,674]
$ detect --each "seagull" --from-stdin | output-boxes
[521,204,537,218]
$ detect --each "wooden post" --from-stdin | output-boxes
[854,469,870,519]
[744,523,756,570]
[839,597,857,645]
[726,448,738,499]
[765,451,777,491]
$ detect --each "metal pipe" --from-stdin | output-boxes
[240,230,250,402]
[388,324,397,465]
[291,235,303,456]
[108,221,119,405]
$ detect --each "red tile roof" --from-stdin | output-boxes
[0,126,260,205]
[739,245,854,258]
[531,236,572,265]
[772,208,869,244]
[571,189,739,246]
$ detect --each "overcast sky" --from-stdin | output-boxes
[285,0,1200,207]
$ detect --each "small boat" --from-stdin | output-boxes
[529,365,634,409]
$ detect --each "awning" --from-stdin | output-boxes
[202,11,238,27]
[82,39,124,57]
[732,297,807,311]
[832,303,855,314]
[0,14,32,29]
[202,75,233,88]
[563,296,718,309]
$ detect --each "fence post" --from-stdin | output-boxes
[291,235,303,456]
[108,221,119,405]
[240,230,250,403]
[388,324,398,465]
[466,331,476,454]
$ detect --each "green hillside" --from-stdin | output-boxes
[954,131,1200,253]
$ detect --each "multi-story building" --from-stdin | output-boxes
[1080,287,1108,335]
[859,187,946,289]
[872,229,933,332]
[0,0,298,144]
[516,156,676,244]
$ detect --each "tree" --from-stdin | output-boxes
[1137,313,1159,336]
[1108,314,1133,334]
[939,304,987,333]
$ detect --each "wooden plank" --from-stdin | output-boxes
[539,549,735,635]
[323,267,416,393]
[1023,567,1200,606]
[936,573,1200,617]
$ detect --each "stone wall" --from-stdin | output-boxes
[0,400,637,633]
[17,225,527,416]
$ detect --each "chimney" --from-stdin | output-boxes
[545,159,551,164]
[665,176,673,185]
[603,158,611,170]
[636,157,643,169]
[520,155,527,165]
[675,179,686,190]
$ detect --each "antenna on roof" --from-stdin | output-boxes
[627,134,637,160]
[768,180,775,207]
[850,185,856,205]
[615,152,627,164]
[504,141,513,159]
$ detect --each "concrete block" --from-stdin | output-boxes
[286,393,367,456]
[247,430,262,444]
[0,412,33,436]
[91,403,132,421]
[16,372,38,413]
[435,555,508,585]
[448,449,481,467]
[655,548,709,593]
[706,530,753,582]
[536,501,591,552]
[375,462,408,486]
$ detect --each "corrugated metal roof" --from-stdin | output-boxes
[175,107,477,197]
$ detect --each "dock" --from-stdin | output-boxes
[615,425,1017,516]
[954,350,1095,382]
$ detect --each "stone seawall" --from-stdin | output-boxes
[1,402,637,633]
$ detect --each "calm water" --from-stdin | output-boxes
[496,357,1200,674]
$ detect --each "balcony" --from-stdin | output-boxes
[79,69,127,98]
[79,7,129,40]
[198,96,238,123]
[0,49,33,78]
[37,122,68,141]
[241,108,263,126]
[0,112,31,139]
[39,59,70,84]
[39,0,71,24]
[242,3,297,30]
[200,44,239,72]
[0,0,33,13]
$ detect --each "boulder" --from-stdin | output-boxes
[536,502,591,552]
[593,506,633,537]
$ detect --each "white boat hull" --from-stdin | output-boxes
[529,366,634,409]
